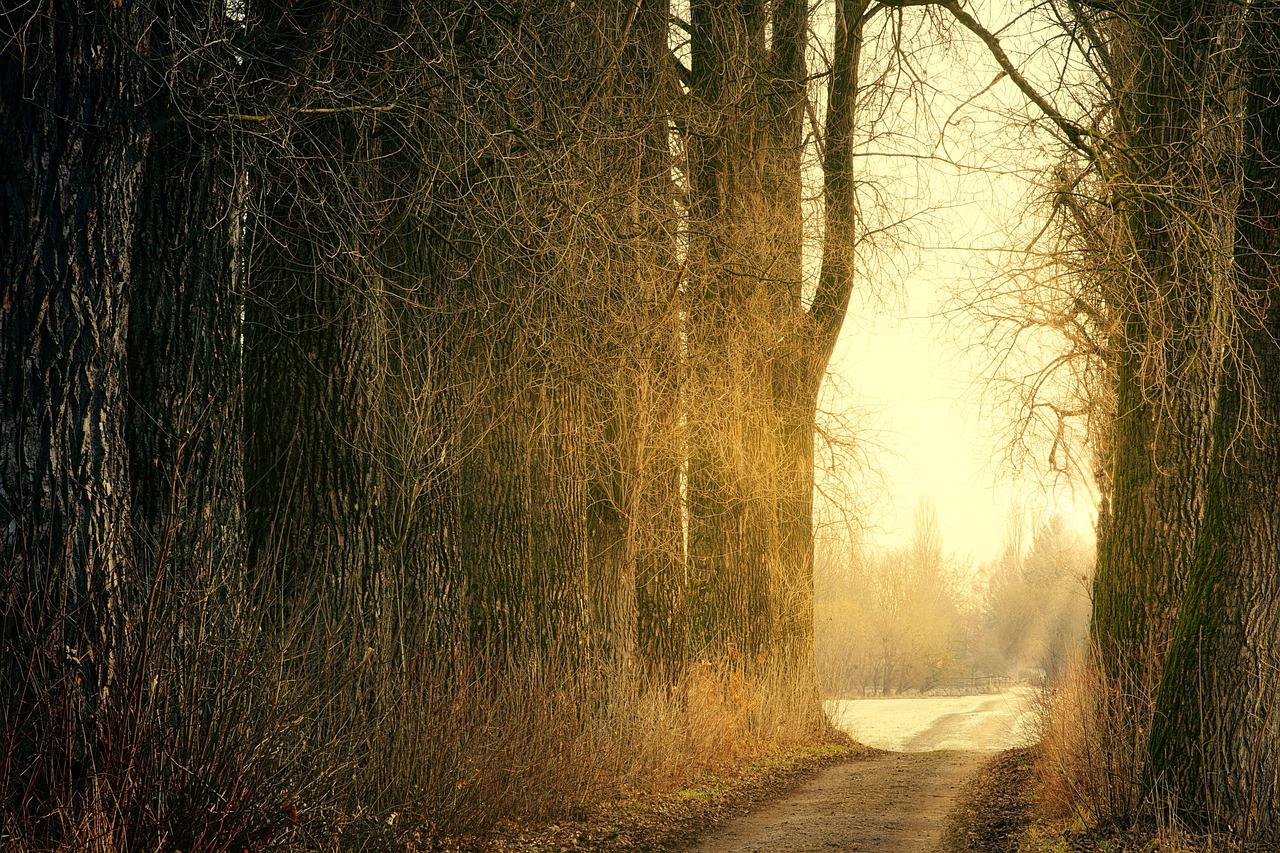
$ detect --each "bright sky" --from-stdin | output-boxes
[815,1,1097,568]
[827,263,1097,566]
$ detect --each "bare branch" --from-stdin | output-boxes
[880,0,1099,160]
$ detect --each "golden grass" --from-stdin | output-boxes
[3,628,831,851]
[1022,644,1222,853]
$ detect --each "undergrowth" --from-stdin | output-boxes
[1019,646,1227,853]
[2,579,832,851]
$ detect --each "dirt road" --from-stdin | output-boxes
[687,692,1034,852]
[687,750,985,852]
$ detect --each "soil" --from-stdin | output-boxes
[687,750,990,853]
[426,744,877,852]
[447,747,1035,853]
[941,748,1036,853]
[670,690,1037,852]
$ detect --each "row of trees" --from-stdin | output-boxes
[0,0,935,845]
[14,0,1280,844]
[818,503,968,696]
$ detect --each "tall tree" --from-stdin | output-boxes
[0,2,155,819]
[683,0,865,687]
[124,8,250,837]
[1148,1,1280,837]
[242,2,396,642]
[770,0,869,688]
[1086,0,1243,716]
[909,0,1240,706]
[683,0,783,660]
[579,0,688,676]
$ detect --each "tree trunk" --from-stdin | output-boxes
[1088,0,1240,716]
[685,0,791,662]
[124,72,249,837]
[579,0,682,675]
[681,1,864,717]
[244,120,384,629]
[766,0,816,673]
[764,0,867,713]
[0,1,152,820]
[128,108,245,655]
[1148,3,1280,836]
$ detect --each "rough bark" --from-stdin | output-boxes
[0,1,152,819]
[443,4,618,665]
[685,0,788,661]
[241,3,399,630]
[128,87,244,665]
[1147,3,1280,836]
[243,115,384,627]
[584,0,687,677]
[1087,0,1241,709]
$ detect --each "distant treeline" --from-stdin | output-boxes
[817,504,1092,697]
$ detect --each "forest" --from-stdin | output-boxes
[3,0,1280,849]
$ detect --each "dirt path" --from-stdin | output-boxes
[687,750,985,853]
[685,693,1033,852]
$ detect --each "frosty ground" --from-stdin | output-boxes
[825,689,1039,752]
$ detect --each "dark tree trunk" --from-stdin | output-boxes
[1148,3,1280,836]
[685,0,784,661]
[443,5,609,665]
[115,8,255,839]
[582,0,688,678]
[0,1,153,819]
[1088,0,1240,713]
[768,0,866,716]
[1091,327,1215,689]
[765,0,814,668]
[238,1,413,639]
[681,0,863,713]
[128,107,245,666]
[453,337,589,664]
[244,117,384,628]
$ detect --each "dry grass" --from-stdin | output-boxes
[1021,645,1226,853]
[1031,646,1149,828]
[1,583,831,852]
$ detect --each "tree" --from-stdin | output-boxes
[1,0,913,840]
[682,0,870,700]
[953,0,1280,838]
[2,2,250,834]
[579,0,689,677]
[1148,1,1280,836]
[1081,0,1244,722]
[939,0,1248,823]
[983,514,1092,683]
[682,0,801,660]
[124,8,250,838]
[1,1,155,819]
